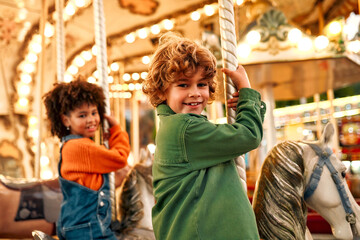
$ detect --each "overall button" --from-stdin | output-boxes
[100,201,104,207]
[100,191,104,196]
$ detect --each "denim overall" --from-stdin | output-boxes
[57,135,117,240]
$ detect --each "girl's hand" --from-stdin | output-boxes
[227,91,239,111]
[221,65,251,90]
[104,114,119,128]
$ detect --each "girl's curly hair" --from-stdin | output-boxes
[142,32,217,107]
[43,76,106,138]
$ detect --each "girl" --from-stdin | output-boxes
[43,77,130,240]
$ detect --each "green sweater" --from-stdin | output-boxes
[152,88,266,240]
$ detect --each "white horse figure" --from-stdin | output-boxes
[253,123,360,240]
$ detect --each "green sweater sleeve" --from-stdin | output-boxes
[185,88,266,170]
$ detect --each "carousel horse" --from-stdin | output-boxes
[0,167,130,238]
[113,148,155,240]
[252,123,360,240]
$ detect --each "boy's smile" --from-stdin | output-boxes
[163,67,210,115]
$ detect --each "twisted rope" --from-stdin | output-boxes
[218,0,247,190]
[55,0,65,82]
[93,0,116,221]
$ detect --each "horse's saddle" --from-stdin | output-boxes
[0,174,59,190]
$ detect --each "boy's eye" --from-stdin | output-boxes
[198,83,208,87]
[79,114,86,118]
[177,84,188,88]
[92,111,98,116]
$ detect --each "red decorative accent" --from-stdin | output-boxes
[0,14,20,46]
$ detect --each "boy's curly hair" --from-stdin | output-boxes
[43,76,106,138]
[142,32,217,107]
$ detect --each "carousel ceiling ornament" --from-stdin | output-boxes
[235,8,360,64]
[118,0,159,15]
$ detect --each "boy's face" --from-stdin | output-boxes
[162,67,210,115]
[61,103,100,138]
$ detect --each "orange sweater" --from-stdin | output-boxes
[61,124,130,191]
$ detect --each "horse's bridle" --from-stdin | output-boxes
[303,143,360,240]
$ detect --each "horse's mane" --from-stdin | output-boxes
[252,141,307,240]
[115,162,153,238]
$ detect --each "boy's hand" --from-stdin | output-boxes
[227,91,239,111]
[221,65,251,90]
[104,114,119,128]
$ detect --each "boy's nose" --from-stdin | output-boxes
[188,87,200,97]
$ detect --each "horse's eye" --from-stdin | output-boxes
[341,171,346,178]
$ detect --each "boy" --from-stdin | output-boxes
[142,32,265,239]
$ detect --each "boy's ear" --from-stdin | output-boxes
[61,114,70,128]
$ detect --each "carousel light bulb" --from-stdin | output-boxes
[23,63,35,73]
[68,65,78,75]
[132,73,140,81]
[41,169,53,180]
[236,0,244,5]
[81,50,92,61]
[314,35,329,50]
[298,37,313,51]
[74,56,85,67]
[150,24,161,35]
[204,5,215,16]
[110,62,120,71]
[93,70,99,79]
[29,42,42,53]
[87,76,96,83]
[122,84,129,91]
[246,30,261,45]
[142,56,150,64]
[108,76,114,83]
[26,53,38,63]
[18,97,29,107]
[137,28,148,39]
[135,83,142,90]
[125,33,136,43]
[237,43,251,59]
[40,156,50,166]
[328,21,342,36]
[18,84,30,96]
[123,73,131,81]
[20,73,32,84]
[140,72,148,79]
[91,45,98,56]
[74,0,86,7]
[64,73,73,82]
[65,2,76,16]
[128,83,135,91]
[29,116,37,126]
[162,19,174,30]
[31,129,39,139]
[288,28,302,43]
[347,40,360,53]
[18,8,28,21]
[190,11,201,21]
[44,22,54,38]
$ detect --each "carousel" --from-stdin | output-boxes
[0,0,359,239]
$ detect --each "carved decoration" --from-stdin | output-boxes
[118,0,159,15]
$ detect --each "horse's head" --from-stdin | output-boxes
[301,123,360,239]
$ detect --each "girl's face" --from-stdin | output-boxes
[162,67,210,115]
[62,103,100,138]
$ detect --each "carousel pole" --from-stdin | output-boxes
[218,0,247,190]
[34,0,48,178]
[55,0,65,83]
[93,0,117,223]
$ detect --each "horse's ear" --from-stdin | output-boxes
[321,123,334,145]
